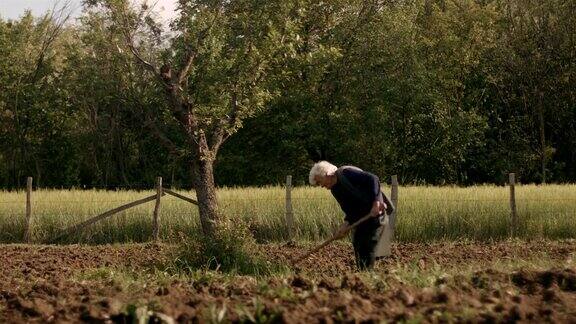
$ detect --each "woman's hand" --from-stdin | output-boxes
[370,200,387,217]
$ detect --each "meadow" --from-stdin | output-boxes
[1,184,575,244]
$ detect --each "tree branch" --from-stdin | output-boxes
[208,125,226,153]
[30,1,73,83]
[177,51,197,86]
[114,3,165,84]
[176,4,224,87]
[220,89,239,144]
[126,41,159,75]
[143,119,181,156]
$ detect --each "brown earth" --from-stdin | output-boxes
[1,240,575,323]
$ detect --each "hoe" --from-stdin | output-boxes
[292,214,373,265]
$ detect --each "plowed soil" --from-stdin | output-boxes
[1,240,575,323]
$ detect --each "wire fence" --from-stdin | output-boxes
[1,174,576,244]
[3,198,576,204]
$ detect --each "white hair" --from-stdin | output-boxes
[309,161,338,185]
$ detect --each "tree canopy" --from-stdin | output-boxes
[1,0,574,189]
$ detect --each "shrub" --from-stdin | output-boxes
[171,218,285,275]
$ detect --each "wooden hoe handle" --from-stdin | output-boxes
[292,213,373,265]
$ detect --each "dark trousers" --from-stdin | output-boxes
[352,220,381,270]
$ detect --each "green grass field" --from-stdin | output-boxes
[0,184,575,244]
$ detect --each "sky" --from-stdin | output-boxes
[0,0,178,22]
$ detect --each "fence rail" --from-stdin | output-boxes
[7,176,201,244]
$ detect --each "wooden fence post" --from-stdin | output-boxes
[152,176,162,241]
[390,175,399,234]
[285,175,294,241]
[24,177,33,243]
[509,173,517,235]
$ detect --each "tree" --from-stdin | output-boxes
[0,5,75,188]
[85,0,294,235]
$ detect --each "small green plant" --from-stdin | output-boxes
[171,218,285,275]
[237,298,282,324]
[257,282,297,302]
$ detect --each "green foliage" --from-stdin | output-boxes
[237,298,283,324]
[0,0,575,188]
[216,0,576,186]
[171,218,285,275]
[0,11,81,188]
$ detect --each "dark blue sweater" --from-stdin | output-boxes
[330,167,382,225]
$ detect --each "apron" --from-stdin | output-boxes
[375,212,394,257]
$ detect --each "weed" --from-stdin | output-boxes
[237,298,282,324]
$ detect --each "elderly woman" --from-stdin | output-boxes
[309,161,393,270]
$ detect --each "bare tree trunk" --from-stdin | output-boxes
[538,108,546,184]
[191,158,220,236]
[11,149,18,188]
[538,93,546,184]
[34,157,42,188]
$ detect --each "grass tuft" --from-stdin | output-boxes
[170,218,287,276]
